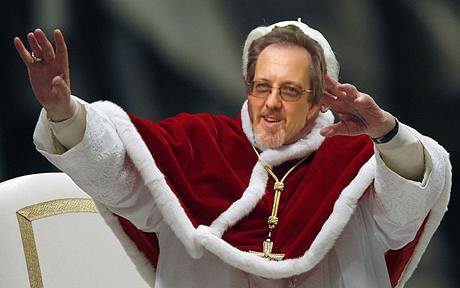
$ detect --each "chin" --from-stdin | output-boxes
[253,124,286,150]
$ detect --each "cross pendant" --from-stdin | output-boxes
[248,239,285,261]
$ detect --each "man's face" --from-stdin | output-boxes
[248,44,318,149]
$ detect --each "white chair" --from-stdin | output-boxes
[0,173,151,288]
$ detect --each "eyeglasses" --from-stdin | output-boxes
[246,80,312,102]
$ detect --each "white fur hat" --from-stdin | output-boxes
[242,19,339,81]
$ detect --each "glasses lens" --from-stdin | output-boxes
[280,85,302,102]
[249,81,305,102]
[252,81,271,97]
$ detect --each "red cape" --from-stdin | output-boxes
[110,111,428,287]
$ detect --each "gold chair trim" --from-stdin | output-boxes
[16,198,97,288]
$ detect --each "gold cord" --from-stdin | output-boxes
[249,146,309,260]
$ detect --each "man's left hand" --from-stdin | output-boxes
[319,75,396,139]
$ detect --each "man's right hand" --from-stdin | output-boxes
[14,29,75,122]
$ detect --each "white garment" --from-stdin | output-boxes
[33,97,449,288]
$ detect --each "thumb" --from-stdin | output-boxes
[51,75,70,98]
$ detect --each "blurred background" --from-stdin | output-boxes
[1,0,459,286]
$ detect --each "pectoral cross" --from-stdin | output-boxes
[248,238,285,261]
[248,180,287,261]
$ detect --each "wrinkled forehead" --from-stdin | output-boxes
[242,20,339,81]
[254,45,312,84]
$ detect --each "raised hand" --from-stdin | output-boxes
[319,75,396,139]
[14,29,75,121]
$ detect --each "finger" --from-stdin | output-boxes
[53,29,70,83]
[319,122,350,137]
[323,90,337,100]
[13,37,33,65]
[320,91,338,112]
[27,33,43,58]
[325,74,340,86]
[320,104,329,113]
[321,91,347,112]
[51,76,70,98]
[338,83,359,100]
[335,112,357,122]
[325,75,346,97]
[34,28,55,62]
[54,29,68,62]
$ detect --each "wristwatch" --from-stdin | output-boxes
[371,118,399,144]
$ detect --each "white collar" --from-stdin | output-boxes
[240,100,334,167]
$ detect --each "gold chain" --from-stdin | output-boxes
[248,146,309,260]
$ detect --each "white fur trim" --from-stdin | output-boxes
[240,101,256,146]
[89,100,450,281]
[197,157,375,279]
[242,20,340,81]
[91,101,204,259]
[93,200,156,287]
[209,161,268,236]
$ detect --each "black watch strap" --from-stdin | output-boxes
[371,118,399,144]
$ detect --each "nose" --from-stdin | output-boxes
[264,87,282,110]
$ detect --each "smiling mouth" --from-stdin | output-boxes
[262,116,283,124]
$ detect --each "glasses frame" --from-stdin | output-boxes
[246,80,313,102]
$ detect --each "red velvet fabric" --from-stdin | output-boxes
[111,112,427,286]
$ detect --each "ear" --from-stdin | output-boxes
[243,76,251,98]
[306,104,320,120]
[247,101,254,123]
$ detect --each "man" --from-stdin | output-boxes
[14,20,451,287]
